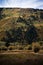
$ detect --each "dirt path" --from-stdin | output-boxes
[0,50,43,56]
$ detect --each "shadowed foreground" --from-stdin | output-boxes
[0,51,43,65]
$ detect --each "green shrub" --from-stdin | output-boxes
[34,46,40,53]
[18,47,23,50]
[8,46,15,50]
[0,48,1,51]
[9,47,12,50]
[28,46,32,50]
[2,47,7,51]
[39,42,43,46]
[24,45,32,50]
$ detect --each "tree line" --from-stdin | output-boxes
[1,24,38,47]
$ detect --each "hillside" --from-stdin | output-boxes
[0,8,43,44]
[0,8,43,31]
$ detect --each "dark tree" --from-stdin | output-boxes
[17,16,26,23]
[4,31,12,47]
[40,12,43,19]
[25,25,38,44]
[9,28,17,42]
[0,8,3,19]
[5,31,12,42]
[5,42,10,48]
[30,15,38,21]
[15,27,23,43]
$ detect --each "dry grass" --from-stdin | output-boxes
[0,51,43,65]
[0,43,43,65]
